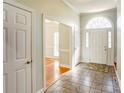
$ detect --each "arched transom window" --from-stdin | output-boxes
[86,17,112,29]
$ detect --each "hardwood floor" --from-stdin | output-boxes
[45,57,70,87]
[60,66,70,74]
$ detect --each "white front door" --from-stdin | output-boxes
[59,23,72,68]
[89,30,108,64]
[3,3,32,93]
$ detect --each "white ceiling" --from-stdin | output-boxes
[63,0,117,13]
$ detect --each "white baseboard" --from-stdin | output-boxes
[80,60,113,66]
[115,70,121,89]
[80,60,90,63]
[46,56,59,60]
[37,88,44,93]
[60,64,70,68]
[107,63,113,66]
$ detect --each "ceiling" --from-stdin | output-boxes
[63,0,117,13]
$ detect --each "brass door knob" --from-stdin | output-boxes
[26,61,31,64]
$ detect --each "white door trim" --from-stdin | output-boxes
[3,0,37,93]
[42,15,73,90]
[42,14,47,90]
[42,14,60,90]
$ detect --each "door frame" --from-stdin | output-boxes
[42,15,61,90]
[3,0,37,93]
[42,15,73,90]
[42,14,47,90]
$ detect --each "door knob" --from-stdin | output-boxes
[26,61,32,64]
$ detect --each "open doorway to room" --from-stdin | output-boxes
[44,19,60,88]
[43,18,71,88]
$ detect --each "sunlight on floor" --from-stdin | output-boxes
[45,57,70,87]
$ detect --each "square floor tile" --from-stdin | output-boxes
[103,80,113,86]
[91,82,103,90]
[78,85,90,93]
[90,88,101,93]
[114,88,121,93]
[102,85,114,93]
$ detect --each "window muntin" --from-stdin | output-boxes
[86,17,112,29]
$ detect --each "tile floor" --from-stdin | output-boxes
[45,63,121,93]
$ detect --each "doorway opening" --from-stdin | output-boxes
[44,19,70,88]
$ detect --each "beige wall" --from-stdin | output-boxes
[14,0,80,92]
[15,0,79,26]
[117,0,121,86]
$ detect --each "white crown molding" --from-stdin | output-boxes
[62,0,80,14]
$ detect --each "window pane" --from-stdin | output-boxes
[86,32,89,48]
[86,17,112,29]
[108,31,112,48]
[54,32,59,56]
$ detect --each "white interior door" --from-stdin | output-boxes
[89,29,108,64]
[3,3,32,93]
[59,23,72,68]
